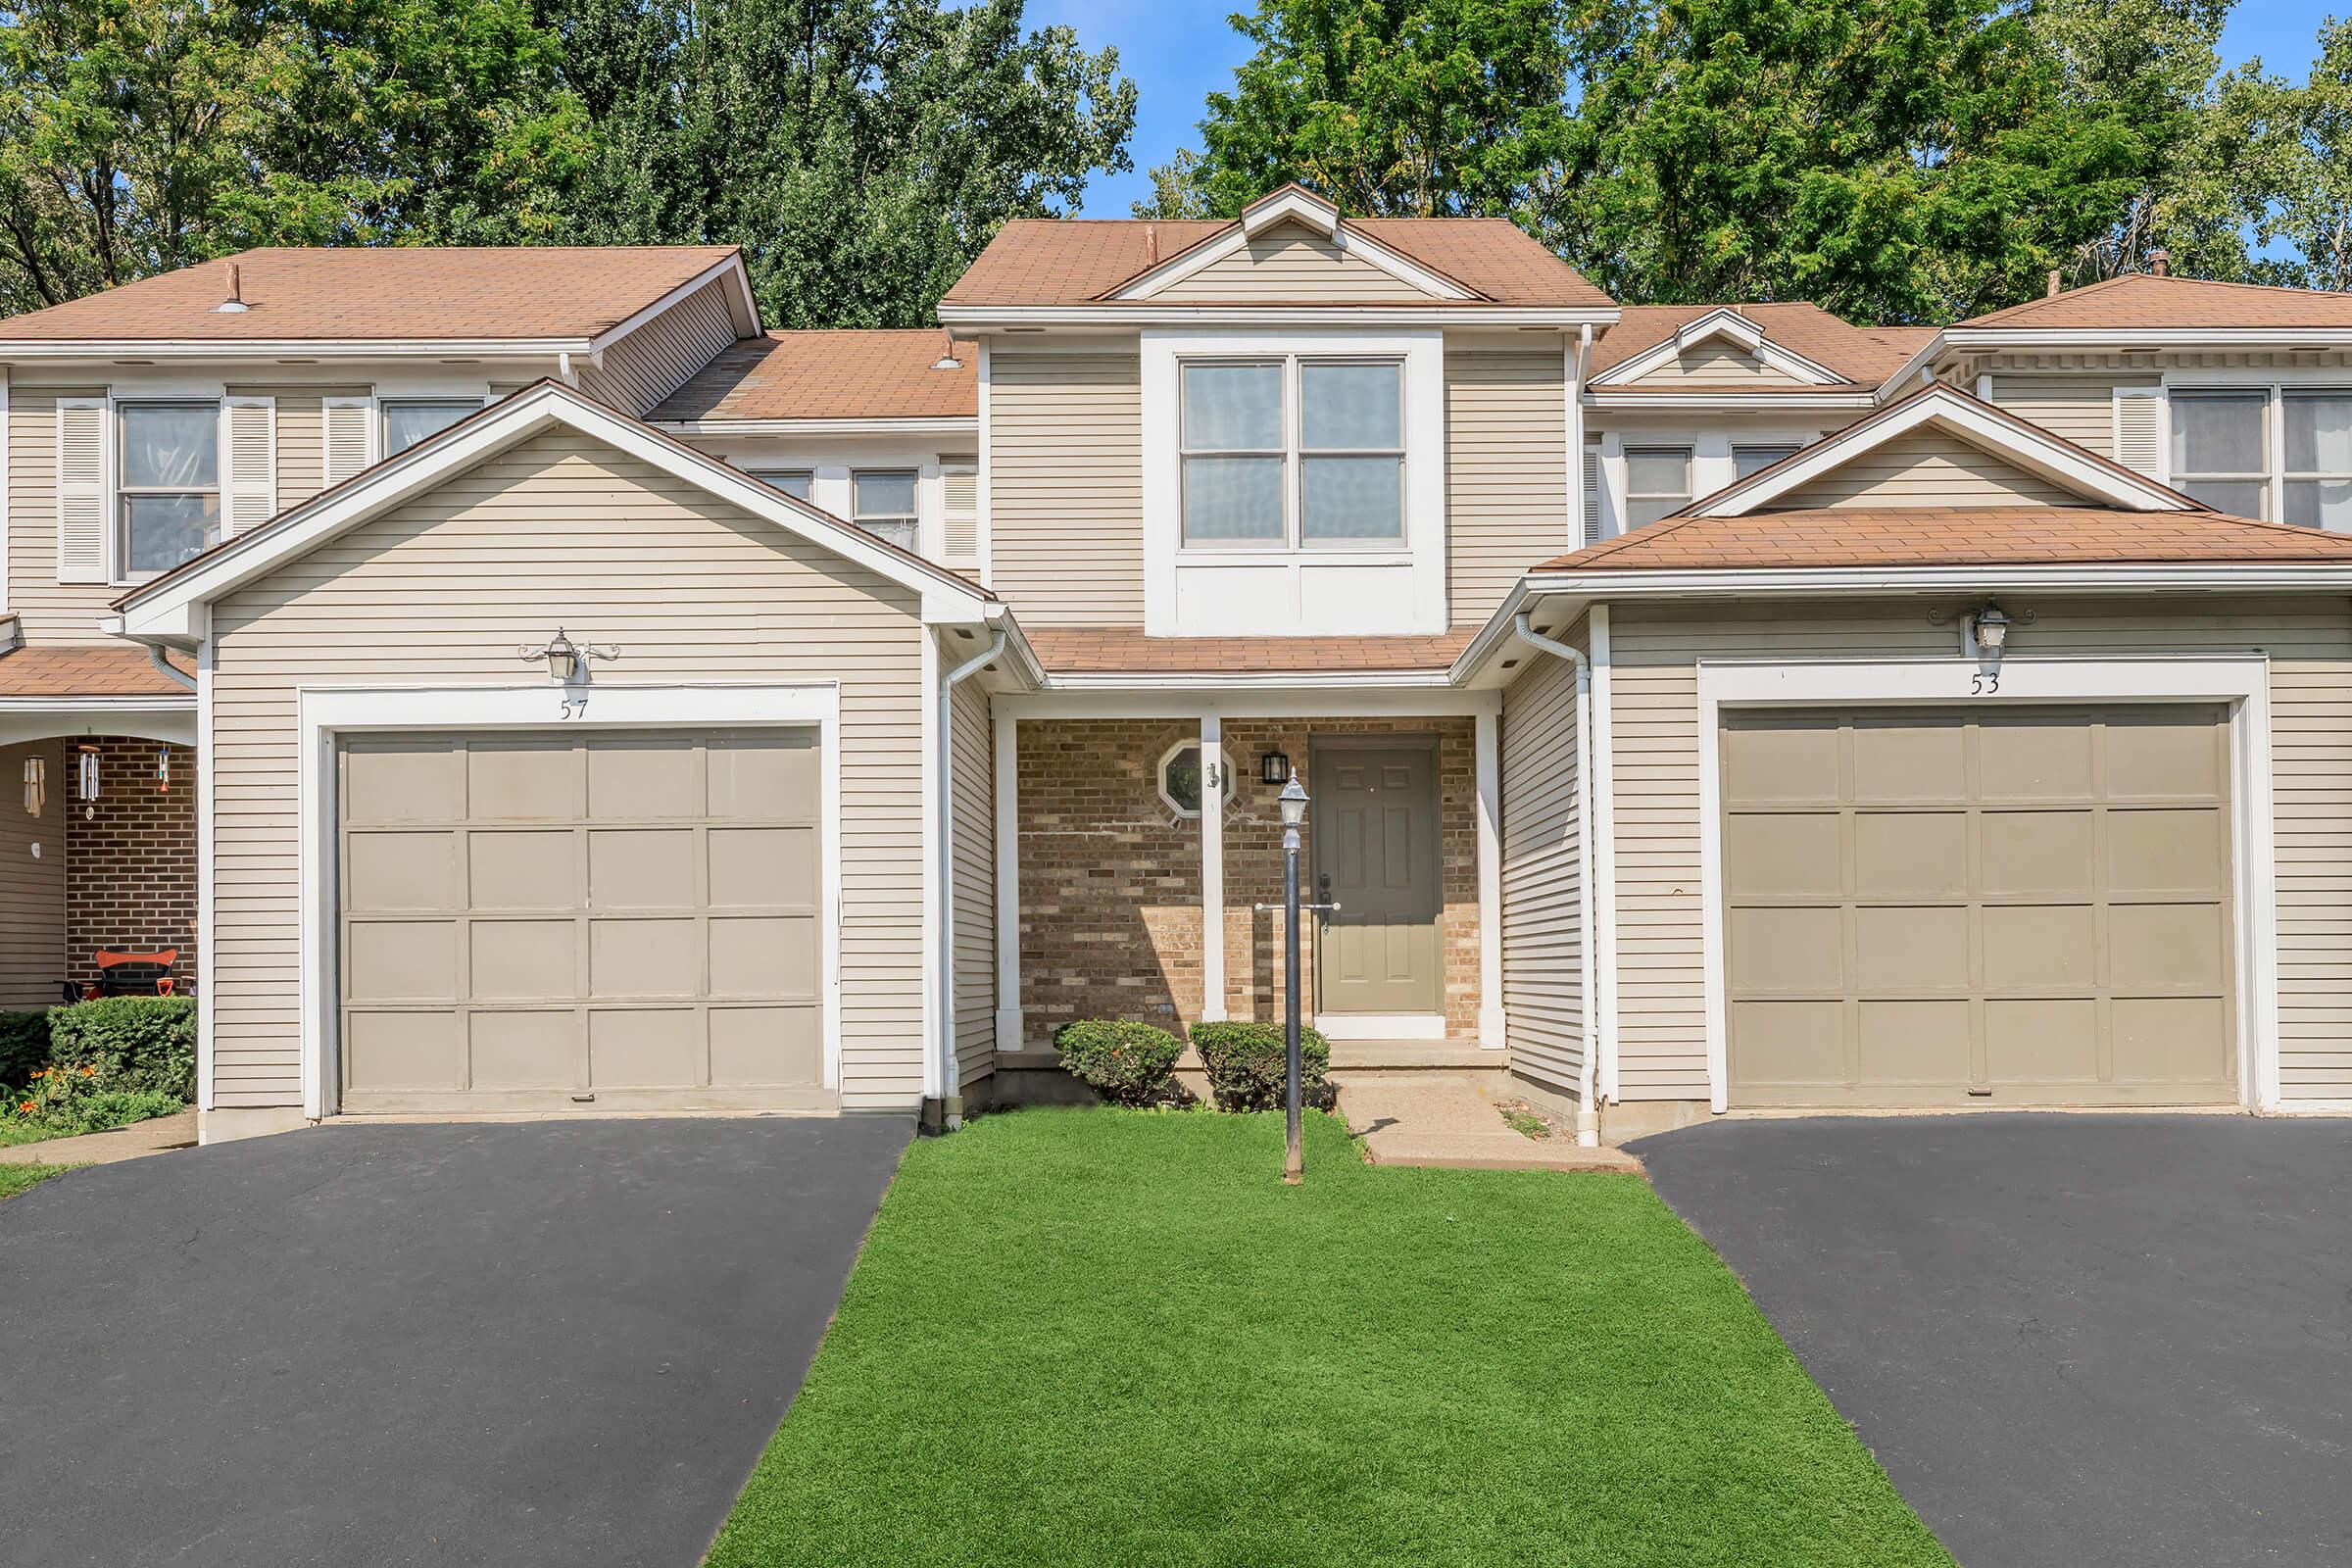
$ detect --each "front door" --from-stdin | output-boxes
[1311,740,1443,1018]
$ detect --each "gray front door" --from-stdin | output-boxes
[1311,740,1443,1017]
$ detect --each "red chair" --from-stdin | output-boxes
[63,949,179,1004]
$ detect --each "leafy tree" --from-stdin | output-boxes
[2258,18,2352,292]
[543,0,1139,327]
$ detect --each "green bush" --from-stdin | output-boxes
[1189,1020,1332,1113]
[1053,1019,1185,1106]
[0,1009,49,1090]
[14,1086,184,1139]
[46,997,197,1101]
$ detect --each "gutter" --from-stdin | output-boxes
[935,627,1007,1131]
[1510,611,1603,1146]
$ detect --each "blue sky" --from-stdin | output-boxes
[1030,1,2341,216]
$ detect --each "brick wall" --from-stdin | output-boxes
[65,737,197,993]
[1014,715,1481,1049]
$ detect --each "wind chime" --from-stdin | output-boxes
[75,745,100,820]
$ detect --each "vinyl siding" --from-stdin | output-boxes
[1603,596,2352,1104]
[0,739,66,1007]
[1499,622,1585,1096]
[207,428,930,1110]
[947,660,995,1087]
[1986,374,2124,459]
[987,351,1144,625]
[1446,350,1569,627]
[7,386,114,642]
[1152,223,1437,302]
[1622,341,1808,387]
[577,278,740,416]
[1768,428,2084,510]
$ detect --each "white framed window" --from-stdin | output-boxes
[1156,740,1235,819]
[2171,391,2270,519]
[750,468,814,503]
[1623,446,1692,528]
[1179,356,1403,549]
[852,469,919,551]
[1733,444,1800,480]
[117,402,221,580]
[382,398,483,457]
[2283,391,2352,530]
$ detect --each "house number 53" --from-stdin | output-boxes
[1970,671,2000,695]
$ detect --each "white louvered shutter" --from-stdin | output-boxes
[55,398,108,583]
[222,396,276,536]
[941,456,979,564]
[2113,387,2165,481]
[1581,438,1603,547]
[322,396,375,486]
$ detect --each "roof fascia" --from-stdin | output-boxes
[1586,389,1877,413]
[1241,186,1342,235]
[940,304,1619,330]
[586,251,762,357]
[1106,212,1480,304]
[0,338,592,361]
[1519,564,2352,597]
[1944,326,2352,350]
[655,416,978,437]
[1591,308,1846,389]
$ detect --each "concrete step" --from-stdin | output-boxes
[1333,1071,1643,1175]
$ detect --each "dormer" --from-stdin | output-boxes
[1104,185,1483,306]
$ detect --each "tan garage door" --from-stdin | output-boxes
[1723,706,2236,1107]
[339,729,824,1113]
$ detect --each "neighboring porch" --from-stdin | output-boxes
[988,691,1505,1089]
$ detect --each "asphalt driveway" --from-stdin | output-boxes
[1633,1114,2352,1567]
[0,1115,910,1568]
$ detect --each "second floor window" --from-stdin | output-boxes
[119,403,220,579]
[853,469,918,551]
[2285,392,2352,529]
[384,399,482,456]
[751,469,814,502]
[2172,392,2269,519]
[2171,387,2352,529]
[1623,447,1692,528]
[1180,358,1403,547]
[1734,444,1800,480]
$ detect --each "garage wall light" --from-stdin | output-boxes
[1969,601,2011,660]
[518,627,618,684]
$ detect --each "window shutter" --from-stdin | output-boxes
[55,398,108,583]
[1581,439,1602,547]
[322,396,375,486]
[941,455,978,564]
[2113,387,2165,481]
[222,396,276,536]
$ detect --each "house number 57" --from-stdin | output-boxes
[559,696,589,719]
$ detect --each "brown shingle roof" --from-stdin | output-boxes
[1589,303,1932,389]
[1957,273,2352,331]
[0,246,743,343]
[1534,506,2352,573]
[648,330,976,423]
[941,218,1611,310]
[1028,626,1475,675]
[0,644,192,698]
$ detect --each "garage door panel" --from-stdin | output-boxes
[468,920,575,1001]
[589,828,698,908]
[1981,810,2094,897]
[1854,811,1967,897]
[346,831,460,911]
[589,918,701,998]
[589,1008,701,1087]
[1850,718,1964,805]
[588,737,699,818]
[468,831,576,910]
[346,920,458,1003]
[345,741,463,823]
[1983,905,2096,990]
[1854,906,1970,991]
[710,1005,822,1087]
[1856,1001,1970,1085]
[709,826,817,907]
[2109,904,2228,992]
[466,740,579,821]
[468,1010,577,1089]
[2111,997,2231,1082]
[2107,808,2227,896]
[1722,719,1840,804]
[1978,718,2094,801]
[346,1010,463,1092]
[1724,813,1842,898]
[2105,713,2224,798]
[1728,1000,1844,1090]
[1728,906,1842,992]
[1984,999,2102,1085]
[710,916,819,997]
[708,735,819,818]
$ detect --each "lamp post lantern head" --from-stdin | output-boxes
[1277,773,1308,831]
[1971,600,2011,659]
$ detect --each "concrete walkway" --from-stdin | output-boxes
[1336,1073,1642,1172]
[0,1106,196,1166]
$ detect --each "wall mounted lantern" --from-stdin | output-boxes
[23,757,44,817]
[1970,601,2011,660]
[518,627,618,684]
[1259,750,1292,786]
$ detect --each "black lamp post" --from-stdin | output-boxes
[1277,774,1309,1184]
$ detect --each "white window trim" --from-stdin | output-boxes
[1141,328,1446,636]
[851,466,923,551]
[1592,425,1825,537]
[1176,356,1407,553]
[288,682,844,1121]
[2161,370,2352,524]
[1692,654,2278,1115]
[1155,736,1233,819]
[380,395,487,459]
[115,396,224,587]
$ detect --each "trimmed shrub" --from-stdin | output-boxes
[47,997,197,1101]
[1190,1020,1332,1112]
[1054,1019,1185,1106]
[0,1009,49,1090]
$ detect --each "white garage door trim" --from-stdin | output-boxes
[1695,655,2277,1114]
[295,683,843,1120]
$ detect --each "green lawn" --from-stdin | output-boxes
[707,1108,1951,1568]
[0,1163,73,1200]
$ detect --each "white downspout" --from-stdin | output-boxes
[1512,611,1602,1147]
[936,626,1007,1131]
[1568,325,1592,549]
[146,643,196,693]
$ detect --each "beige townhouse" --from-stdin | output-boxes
[5,185,2350,1144]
